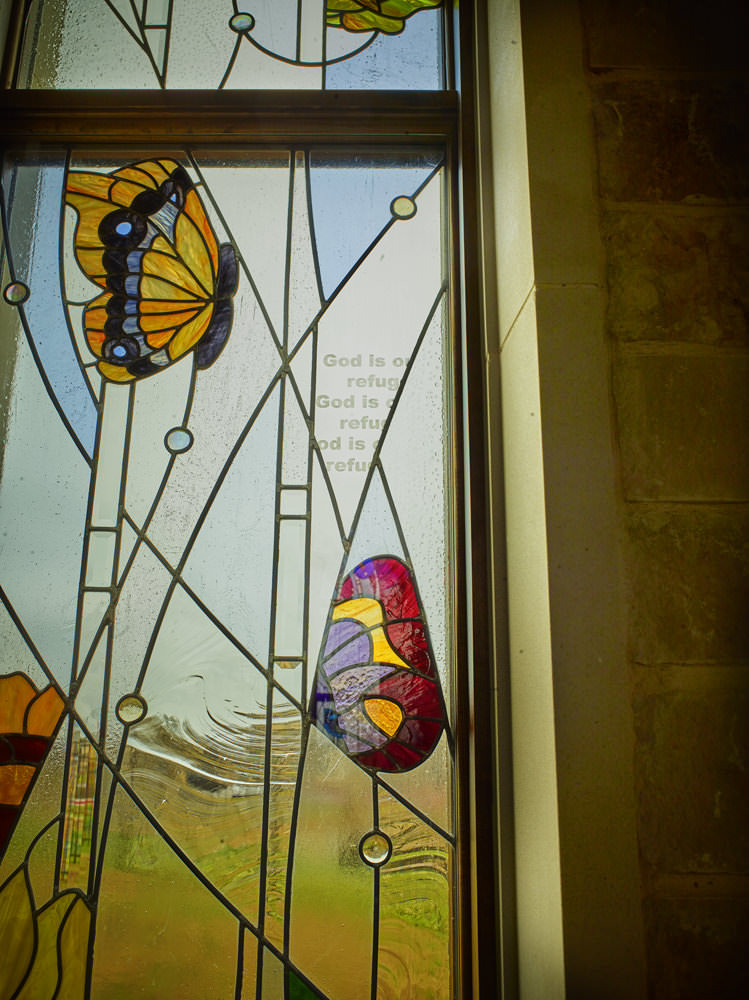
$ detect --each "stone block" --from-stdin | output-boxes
[592,80,749,202]
[613,352,749,500]
[643,896,749,999]
[603,210,749,345]
[633,666,749,873]
[626,506,749,663]
[581,0,749,72]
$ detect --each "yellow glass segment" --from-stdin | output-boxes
[67,188,119,254]
[75,248,108,285]
[114,161,172,188]
[0,764,36,805]
[363,698,404,737]
[185,188,219,275]
[142,246,207,299]
[139,274,197,302]
[332,598,410,669]
[168,305,213,360]
[150,233,178,259]
[97,360,137,382]
[141,310,200,338]
[141,298,199,315]
[175,206,215,295]
[332,596,384,629]
[66,171,113,202]
[372,627,407,669]
[109,177,151,209]
[0,870,34,998]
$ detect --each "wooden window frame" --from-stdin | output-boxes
[0,3,500,995]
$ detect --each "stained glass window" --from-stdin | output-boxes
[13,0,449,91]
[0,3,494,998]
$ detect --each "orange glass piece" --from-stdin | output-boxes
[66,159,236,382]
[0,673,38,732]
[0,673,66,856]
[363,698,404,738]
[0,764,36,805]
[26,686,65,738]
[0,673,65,738]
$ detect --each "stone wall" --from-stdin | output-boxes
[580,2,749,994]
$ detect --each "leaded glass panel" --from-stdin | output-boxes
[14,0,448,90]
[0,146,457,998]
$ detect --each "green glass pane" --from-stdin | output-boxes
[288,968,327,1000]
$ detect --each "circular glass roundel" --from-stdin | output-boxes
[229,12,255,32]
[165,427,194,454]
[3,281,30,305]
[390,196,417,220]
[116,693,147,725]
[359,831,392,867]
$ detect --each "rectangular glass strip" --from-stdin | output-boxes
[84,530,117,587]
[91,384,129,527]
[280,488,307,516]
[273,518,307,657]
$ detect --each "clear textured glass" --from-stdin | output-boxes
[289,726,374,1000]
[15,0,446,90]
[91,384,130,526]
[377,789,453,998]
[92,787,238,997]
[84,530,117,586]
[0,284,88,680]
[280,488,307,515]
[274,518,308,656]
[264,693,302,947]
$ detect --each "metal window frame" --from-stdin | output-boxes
[0,3,500,996]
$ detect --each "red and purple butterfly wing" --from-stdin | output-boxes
[312,556,447,773]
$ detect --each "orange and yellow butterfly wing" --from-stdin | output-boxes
[66,158,236,382]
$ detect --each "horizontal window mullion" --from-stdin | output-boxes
[1,90,458,146]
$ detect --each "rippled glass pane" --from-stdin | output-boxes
[0,146,455,998]
[15,0,447,90]
[377,789,453,997]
